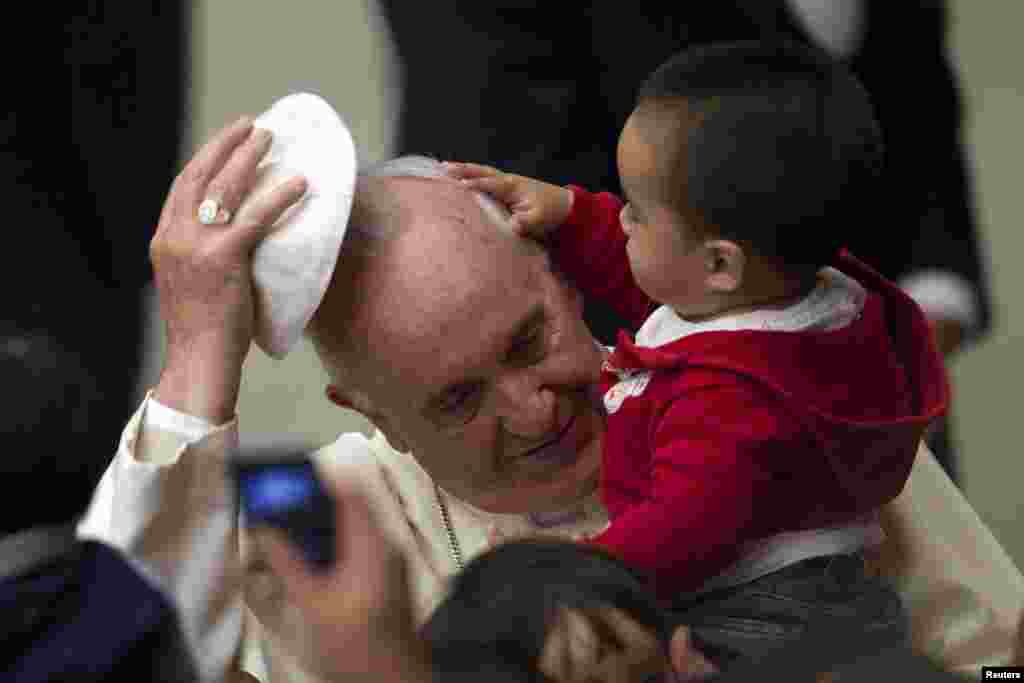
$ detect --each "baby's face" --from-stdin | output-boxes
[616,111,717,318]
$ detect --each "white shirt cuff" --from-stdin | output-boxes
[144,396,219,444]
[788,0,865,58]
[899,270,980,332]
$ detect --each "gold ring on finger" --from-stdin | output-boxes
[197,197,233,225]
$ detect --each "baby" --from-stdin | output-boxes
[447,40,949,663]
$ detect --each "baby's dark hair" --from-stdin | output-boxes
[635,40,884,270]
[422,539,672,682]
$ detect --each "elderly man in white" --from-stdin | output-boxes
[81,98,1022,683]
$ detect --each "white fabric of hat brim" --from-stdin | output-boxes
[244,92,356,359]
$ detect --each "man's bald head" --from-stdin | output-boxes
[307,156,531,388]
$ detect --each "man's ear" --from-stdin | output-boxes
[703,239,745,293]
[326,385,411,453]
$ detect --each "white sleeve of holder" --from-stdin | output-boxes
[77,394,244,683]
[787,0,866,58]
[899,270,980,332]
[143,396,219,445]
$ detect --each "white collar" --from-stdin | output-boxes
[635,267,867,349]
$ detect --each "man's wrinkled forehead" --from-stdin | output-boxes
[347,175,549,368]
[375,174,515,237]
[371,176,542,289]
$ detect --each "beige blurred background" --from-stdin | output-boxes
[139,1,1022,565]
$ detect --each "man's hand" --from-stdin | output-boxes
[928,317,964,357]
[149,117,307,423]
[444,161,573,238]
[540,606,665,683]
[256,480,430,682]
[539,607,719,683]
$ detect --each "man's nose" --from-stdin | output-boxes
[495,372,558,439]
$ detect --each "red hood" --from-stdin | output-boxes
[606,250,949,515]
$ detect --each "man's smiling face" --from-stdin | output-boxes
[318,177,606,513]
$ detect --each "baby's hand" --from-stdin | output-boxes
[444,162,573,238]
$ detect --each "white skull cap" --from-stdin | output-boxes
[247,92,357,359]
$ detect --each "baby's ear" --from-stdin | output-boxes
[703,239,745,293]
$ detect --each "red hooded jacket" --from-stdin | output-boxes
[555,187,949,596]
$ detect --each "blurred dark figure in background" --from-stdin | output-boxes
[0,330,196,682]
[3,3,190,463]
[377,0,989,483]
[376,3,770,345]
[748,1,991,486]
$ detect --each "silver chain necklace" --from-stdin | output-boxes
[434,483,464,570]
